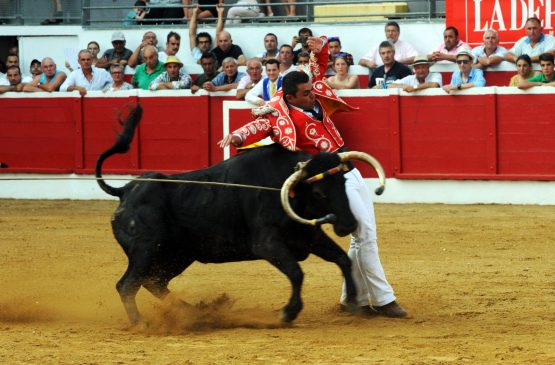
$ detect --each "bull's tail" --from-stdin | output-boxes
[95,104,143,198]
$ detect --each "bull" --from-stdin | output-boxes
[96,105,386,325]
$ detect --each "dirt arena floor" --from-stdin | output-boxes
[1,199,554,364]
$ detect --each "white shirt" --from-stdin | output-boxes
[361,39,418,67]
[59,66,112,92]
[280,64,297,76]
[510,34,555,57]
[0,74,33,86]
[245,76,280,105]
[394,72,443,87]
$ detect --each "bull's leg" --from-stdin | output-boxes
[252,239,304,323]
[311,232,358,313]
[116,263,146,326]
[142,258,194,302]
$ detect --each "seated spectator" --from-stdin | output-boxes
[186,0,223,21]
[472,29,507,69]
[296,51,310,66]
[104,64,133,92]
[508,54,540,87]
[284,0,296,16]
[505,17,555,64]
[326,36,353,75]
[429,26,471,63]
[226,0,262,24]
[388,55,442,92]
[0,66,26,93]
[212,31,247,67]
[292,27,312,64]
[95,32,133,70]
[324,53,359,90]
[236,58,264,100]
[23,57,67,92]
[245,58,282,105]
[124,0,148,26]
[0,53,33,85]
[159,31,181,63]
[30,59,42,77]
[256,33,279,65]
[144,0,186,24]
[203,57,245,92]
[149,56,192,90]
[60,50,112,95]
[443,50,486,93]
[278,44,296,75]
[128,31,159,68]
[518,53,555,89]
[189,4,222,64]
[360,21,417,69]
[66,41,102,71]
[368,41,412,88]
[191,52,219,93]
[132,45,165,90]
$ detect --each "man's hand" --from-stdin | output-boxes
[203,81,215,91]
[307,37,323,53]
[218,134,241,148]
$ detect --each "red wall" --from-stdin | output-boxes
[1,91,555,181]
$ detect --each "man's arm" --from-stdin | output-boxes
[244,79,265,105]
[38,72,67,92]
[189,5,199,51]
[216,3,224,39]
[128,42,147,68]
[218,117,272,148]
[94,52,111,69]
[518,77,544,90]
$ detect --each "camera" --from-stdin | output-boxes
[299,36,308,46]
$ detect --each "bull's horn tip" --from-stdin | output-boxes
[374,186,385,195]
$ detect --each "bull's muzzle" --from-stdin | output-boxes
[280,151,386,226]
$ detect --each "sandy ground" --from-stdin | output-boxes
[0,199,554,364]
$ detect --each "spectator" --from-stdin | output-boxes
[144,0,187,24]
[443,50,486,93]
[60,50,112,95]
[212,31,246,67]
[191,52,218,93]
[296,51,310,66]
[236,58,264,100]
[518,53,555,89]
[149,56,192,90]
[388,55,442,92]
[368,41,412,88]
[40,0,63,25]
[203,57,245,92]
[292,27,312,63]
[23,57,67,92]
[472,29,507,69]
[29,59,42,77]
[326,36,353,75]
[0,54,33,85]
[226,0,262,24]
[159,31,181,63]
[128,31,159,68]
[429,26,471,63]
[67,42,100,72]
[103,64,134,92]
[284,0,296,16]
[508,54,539,87]
[278,44,296,75]
[505,17,555,64]
[132,45,165,90]
[95,32,133,70]
[360,21,417,69]
[0,66,26,93]
[189,4,223,64]
[124,0,148,26]
[324,53,359,90]
[256,33,279,65]
[186,0,223,21]
[245,58,282,105]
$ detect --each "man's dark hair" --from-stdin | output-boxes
[379,40,395,51]
[265,58,280,67]
[167,31,180,42]
[30,59,41,67]
[6,52,18,62]
[282,71,309,98]
[7,65,21,74]
[265,33,278,42]
[279,44,294,53]
[134,0,146,6]
[196,32,212,46]
[445,26,459,37]
[516,54,532,66]
[200,51,218,67]
[526,17,542,26]
[297,51,310,58]
[385,21,400,31]
[298,27,313,36]
[539,52,554,64]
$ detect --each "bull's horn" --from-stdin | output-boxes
[280,169,336,226]
[338,151,386,195]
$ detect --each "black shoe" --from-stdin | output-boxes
[339,304,377,316]
[40,18,62,25]
[374,301,407,318]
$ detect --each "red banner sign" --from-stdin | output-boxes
[446,0,555,47]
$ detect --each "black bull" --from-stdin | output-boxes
[96,105,386,325]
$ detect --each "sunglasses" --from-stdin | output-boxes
[328,36,340,42]
[456,60,470,64]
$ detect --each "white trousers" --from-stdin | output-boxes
[340,168,396,307]
[225,5,260,24]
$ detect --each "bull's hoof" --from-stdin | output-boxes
[127,319,149,332]
[279,308,298,323]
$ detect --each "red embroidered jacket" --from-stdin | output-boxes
[232,36,357,155]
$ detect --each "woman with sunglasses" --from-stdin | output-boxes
[508,54,540,86]
[443,49,486,93]
[324,53,359,90]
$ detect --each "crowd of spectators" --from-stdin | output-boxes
[2,15,555,100]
